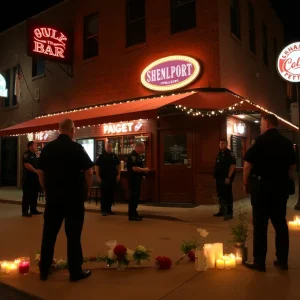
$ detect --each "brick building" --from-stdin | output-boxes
[0,0,296,204]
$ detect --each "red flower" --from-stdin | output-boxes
[187,250,195,262]
[156,256,172,269]
[114,245,127,260]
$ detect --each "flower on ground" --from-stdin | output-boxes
[156,256,172,270]
[187,250,195,262]
[197,228,209,238]
[108,250,117,260]
[114,245,127,260]
[136,245,147,252]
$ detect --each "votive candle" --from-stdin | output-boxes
[216,259,224,269]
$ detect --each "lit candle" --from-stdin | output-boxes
[213,243,223,260]
[216,259,224,269]
[19,261,30,275]
[288,221,297,229]
[0,261,8,274]
[229,254,236,268]
[204,244,216,268]
[6,262,18,275]
[235,254,242,265]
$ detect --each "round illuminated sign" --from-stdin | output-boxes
[141,55,201,91]
[0,74,8,98]
[277,42,300,82]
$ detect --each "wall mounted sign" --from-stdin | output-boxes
[103,121,143,135]
[235,123,245,135]
[0,74,8,98]
[35,132,49,141]
[277,42,300,82]
[27,21,72,63]
[141,55,201,91]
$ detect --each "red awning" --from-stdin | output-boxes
[0,92,194,136]
[0,90,297,136]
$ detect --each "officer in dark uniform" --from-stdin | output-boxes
[213,139,236,220]
[95,142,120,216]
[126,142,149,221]
[22,141,42,217]
[37,119,94,282]
[243,113,296,272]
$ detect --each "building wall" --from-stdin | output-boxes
[218,0,288,118]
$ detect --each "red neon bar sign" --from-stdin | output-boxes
[33,27,67,58]
[27,22,72,63]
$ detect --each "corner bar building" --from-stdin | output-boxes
[0,0,298,205]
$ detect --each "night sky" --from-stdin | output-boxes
[0,0,299,42]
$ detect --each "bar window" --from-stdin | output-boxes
[84,13,99,59]
[126,0,146,47]
[248,2,256,54]
[230,0,240,39]
[262,22,268,66]
[32,57,45,78]
[171,0,196,34]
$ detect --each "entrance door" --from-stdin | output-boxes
[159,130,193,203]
[0,137,18,186]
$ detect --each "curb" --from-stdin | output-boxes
[0,199,185,223]
[0,281,43,300]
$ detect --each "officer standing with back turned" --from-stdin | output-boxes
[22,141,42,217]
[213,139,236,220]
[243,113,296,272]
[95,142,121,216]
[127,142,149,221]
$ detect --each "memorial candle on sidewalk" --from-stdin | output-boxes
[216,259,225,269]
[204,244,216,268]
[6,262,18,275]
[0,261,8,274]
[19,257,30,275]
[235,254,242,265]
[213,243,223,260]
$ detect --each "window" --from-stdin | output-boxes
[262,22,268,66]
[12,66,18,106]
[164,134,188,165]
[230,0,240,39]
[126,0,146,47]
[171,0,196,34]
[248,2,255,53]
[32,57,45,77]
[84,13,99,59]
[2,69,10,108]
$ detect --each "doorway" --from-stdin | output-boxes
[0,137,18,186]
[159,130,194,203]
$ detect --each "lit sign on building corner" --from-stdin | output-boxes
[0,74,8,98]
[35,132,49,141]
[103,121,143,135]
[277,42,300,83]
[141,55,201,92]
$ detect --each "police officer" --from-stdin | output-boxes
[37,119,94,282]
[22,141,42,217]
[243,114,296,272]
[95,142,121,216]
[126,142,149,221]
[213,139,236,220]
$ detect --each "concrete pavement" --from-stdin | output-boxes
[0,196,300,299]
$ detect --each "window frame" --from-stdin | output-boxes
[32,57,45,79]
[248,2,256,54]
[83,13,99,60]
[230,0,241,39]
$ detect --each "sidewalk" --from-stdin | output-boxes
[0,187,299,223]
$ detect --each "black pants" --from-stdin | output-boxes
[216,180,233,216]
[39,201,84,275]
[22,179,39,213]
[128,178,142,217]
[100,180,116,213]
[252,196,289,265]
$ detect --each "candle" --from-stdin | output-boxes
[204,244,216,268]
[216,259,224,269]
[0,261,8,274]
[213,243,223,260]
[288,221,298,229]
[235,255,242,265]
[229,254,236,268]
[18,257,30,275]
[6,262,18,275]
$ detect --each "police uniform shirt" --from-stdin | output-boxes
[38,134,94,199]
[214,148,236,180]
[23,150,39,180]
[244,128,296,183]
[127,150,144,179]
[95,151,120,181]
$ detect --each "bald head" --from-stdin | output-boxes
[59,119,75,138]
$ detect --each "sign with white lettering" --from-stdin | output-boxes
[277,42,300,82]
[141,55,201,91]
[103,121,143,135]
[0,74,8,98]
[27,21,72,63]
[35,132,49,141]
